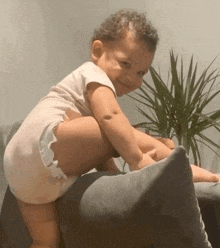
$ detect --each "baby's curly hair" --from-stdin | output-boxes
[92,9,159,52]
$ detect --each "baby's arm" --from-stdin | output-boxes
[87,82,219,182]
[132,127,172,161]
[87,83,153,170]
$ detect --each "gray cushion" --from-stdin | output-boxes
[57,146,212,247]
[0,146,213,247]
[195,182,220,202]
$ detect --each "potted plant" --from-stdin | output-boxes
[129,50,220,166]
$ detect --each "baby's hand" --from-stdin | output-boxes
[132,150,156,171]
[155,137,175,150]
[191,165,219,182]
[146,148,157,160]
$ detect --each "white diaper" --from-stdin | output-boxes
[39,123,68,180]
[3,99,79,204]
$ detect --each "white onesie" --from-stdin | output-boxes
[3,62,116,204]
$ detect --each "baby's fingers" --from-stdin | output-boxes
[145,149,157,160]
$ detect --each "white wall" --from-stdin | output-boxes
[147,0,220,70]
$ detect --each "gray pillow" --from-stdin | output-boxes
[78,146,212,247]
[0,147,214,248]
[195,182,220,202]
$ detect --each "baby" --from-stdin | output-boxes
[3,9,219,247]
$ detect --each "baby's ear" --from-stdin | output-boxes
[91,40,104,61]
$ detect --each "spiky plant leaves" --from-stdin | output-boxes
[129,51,220,165]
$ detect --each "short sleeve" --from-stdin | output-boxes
[80,62,116,96]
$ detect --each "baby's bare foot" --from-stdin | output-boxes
[216,173,220,181]
[191,165,219,182]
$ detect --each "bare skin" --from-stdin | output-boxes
[17,31,219,247]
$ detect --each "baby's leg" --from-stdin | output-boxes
[132,128,220,182]
[16,198,60,248]
[51,116,117,177]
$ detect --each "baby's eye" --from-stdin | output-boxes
[120,61,131,69]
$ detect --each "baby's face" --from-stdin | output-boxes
[96,31,155,96]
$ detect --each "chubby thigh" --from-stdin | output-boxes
[51,115,116,177]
